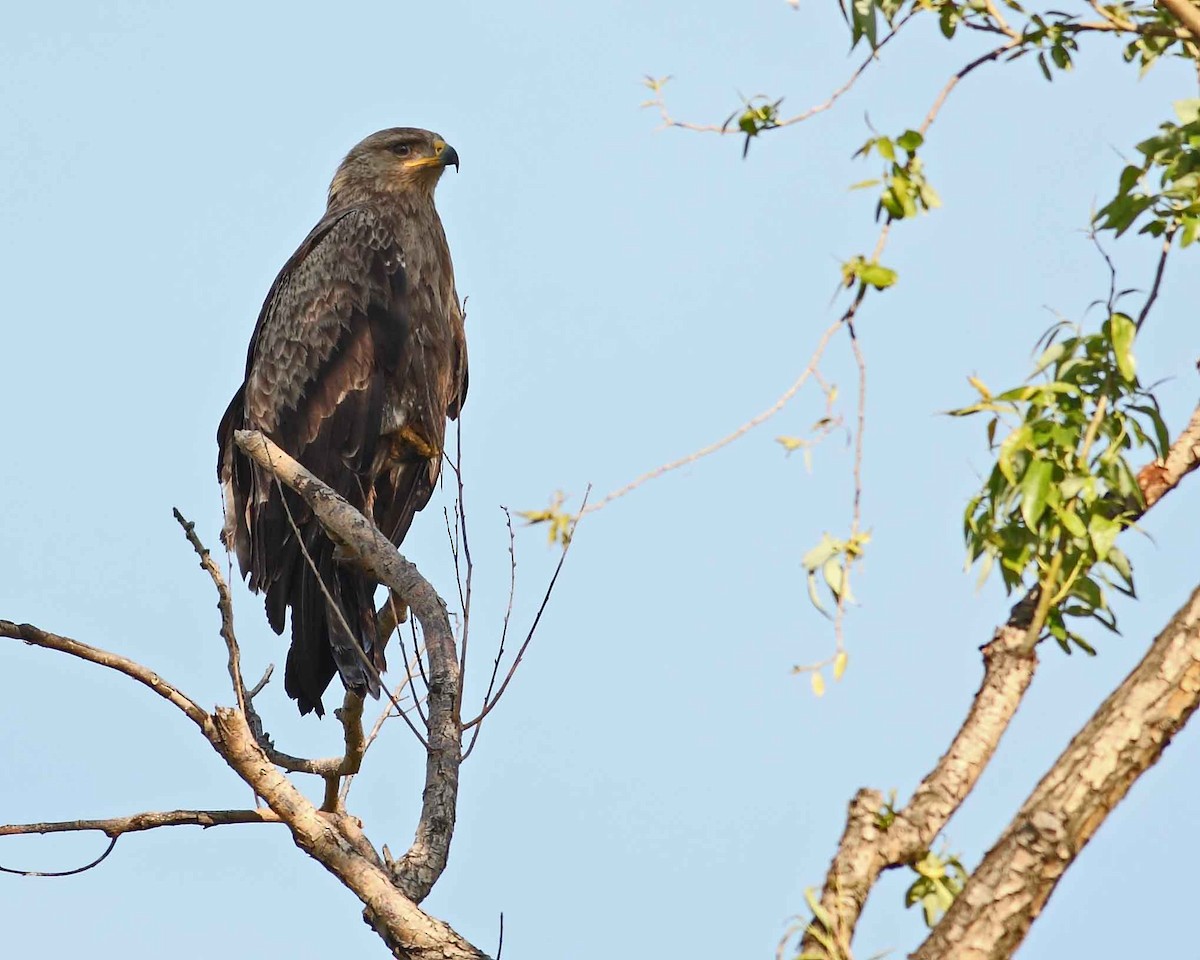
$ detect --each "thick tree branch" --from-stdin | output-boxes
[800,401,1200,957]
[1138,402,1200,509]
[210,705,487,960]
[234,429,461,904]
[913,583,1200,960]
[801,626,1036,956]
[1157,0,1200,40]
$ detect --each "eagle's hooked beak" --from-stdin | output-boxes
[433,140,460,172]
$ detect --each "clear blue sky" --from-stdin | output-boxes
[2,2,1197,957]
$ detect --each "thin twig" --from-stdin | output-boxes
[0,836,119,877]
[918,39,1020,138]
[647,12,914,135]
[172,508,246,716]
[464,510,519,759]
[0,621,210,728]
[1136,225,1176,330]
[582,318,845,516]
[452,424,474,708]
[462,488,589,742]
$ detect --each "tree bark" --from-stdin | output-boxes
[913,584,1200,960]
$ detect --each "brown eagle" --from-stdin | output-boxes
[217,128,466,716]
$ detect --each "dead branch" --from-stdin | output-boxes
[0,808,282,840]
[0,836,119,877]
[173,507,246,714]
[234,429,462,904]
[912,583,1200,960]
[583,317,845,516]
[799,401,1200,956]
[0,620,211,729]
[1,808,281,874]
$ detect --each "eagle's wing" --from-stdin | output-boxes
[218,205,416,715]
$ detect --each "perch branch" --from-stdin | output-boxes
[234,429,462,904]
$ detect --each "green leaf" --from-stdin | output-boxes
[1056,505,1087,539]
[1088,514,1121,561]
[1173,99,1200,124]
[1109,312,1137,381]
[897,129,924,152]
[1108,546,1134,586]
[858,262,898,289]
[1019,459,1054,529]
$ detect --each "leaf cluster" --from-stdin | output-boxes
[953,318,1167,652]
[853,129,941,222]
[905,850,968,928]
[802,530,871,617]
[1096,100,1200,246]
[517,491,575,546]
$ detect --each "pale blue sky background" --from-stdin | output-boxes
[2,2,1198,958]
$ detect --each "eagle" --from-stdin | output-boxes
[217,128,467,717]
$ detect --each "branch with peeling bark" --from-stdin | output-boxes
[798,402,1200,959]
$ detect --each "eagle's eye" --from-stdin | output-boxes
[390,143,412,157]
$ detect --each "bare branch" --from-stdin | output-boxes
[0,836,119,877]
[233,429,462,904]
[0,620,210,730]
[462,488,588,742]
[645,12,914,136]
[919,40,1019,138]
[913,583,1200,960]
[210,704,487,959]
[172,508,246,715]
[0,806,281,853]
[1136,225,1177,331]
[583,317,845,516]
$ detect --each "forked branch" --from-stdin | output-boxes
[799,400,1200,957]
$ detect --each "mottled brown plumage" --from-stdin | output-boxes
[217,128,466,716]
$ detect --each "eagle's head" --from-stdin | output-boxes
[328,127,459,207]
